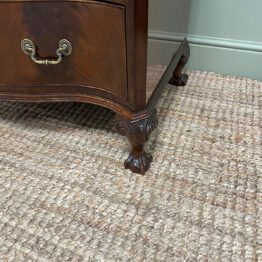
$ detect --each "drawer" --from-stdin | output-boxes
[0,1,128,101]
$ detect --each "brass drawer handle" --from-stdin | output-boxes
[21,39,72,65]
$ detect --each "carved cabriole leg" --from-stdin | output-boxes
[116,110,158,175]
[169,40,190,86]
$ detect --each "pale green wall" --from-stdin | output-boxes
[148,0,262,80]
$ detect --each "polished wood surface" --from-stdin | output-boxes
[0,1,127,103]
[0,0,190,174]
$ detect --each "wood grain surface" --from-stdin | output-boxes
[0,1,127,102]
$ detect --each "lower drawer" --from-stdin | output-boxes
[0,1,128,101]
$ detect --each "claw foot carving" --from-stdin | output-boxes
[169,73,188,86]
[124,151,153,175]
[116,110,158,175]
[169,40,190,87]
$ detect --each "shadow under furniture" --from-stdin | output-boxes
[0,0,190,174]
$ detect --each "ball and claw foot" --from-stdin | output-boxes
[116,110,158,175]
[169,73,189,86]
[116,39,190,175]
[169,40,190,87]
[124,151,153,175]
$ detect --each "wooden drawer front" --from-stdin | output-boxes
[0,1,127,100]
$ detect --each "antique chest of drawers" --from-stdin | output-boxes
[0,0,190,174]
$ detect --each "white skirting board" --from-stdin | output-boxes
[148,31,262,81]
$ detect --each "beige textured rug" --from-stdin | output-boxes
[0,68,261,261]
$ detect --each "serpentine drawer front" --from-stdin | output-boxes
[0,0,190,174]
[0,1,127,102]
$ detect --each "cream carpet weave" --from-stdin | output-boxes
[0,68,261,261]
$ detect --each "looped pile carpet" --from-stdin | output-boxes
[0,68,261,261]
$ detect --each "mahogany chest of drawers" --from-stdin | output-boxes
[0,0,190,174]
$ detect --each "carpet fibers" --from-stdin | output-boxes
[0,69,261,261]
